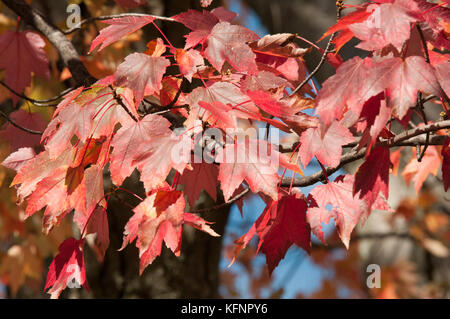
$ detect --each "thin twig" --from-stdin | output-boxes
[0,80,76,106]
[63,13,176,34]
[0,110,43,135]
[281,120,450,187]
[189,188,250,214]
[143,78,185,115]
[290,1,343,96]
[109,85,138,122]
[416,25,431,162]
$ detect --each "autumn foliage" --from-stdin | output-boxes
[0,0,449,298]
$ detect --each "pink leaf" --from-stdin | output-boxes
[113,53,170,105]
[89,16,155,53]
[0,31,49,104]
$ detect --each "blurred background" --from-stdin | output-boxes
[0,0,448,298]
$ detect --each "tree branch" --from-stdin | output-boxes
[0,110,42,135]
[290,0,343,96]
[281,120,450,187]
[189,188,250,214]
[2,0,96,87]
[0,80,75,107]
[63,13,176,35]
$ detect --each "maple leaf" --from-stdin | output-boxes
[349,1,417,52]
[200,0,213,7]
[120,190,185,273]
[358,95,391,151]
[315,56,392,125]
[110,113,171,186]
[25,166,69,219]
[179,160,218,207]
[240,71,290,92]
[433,61,449,98]
[121,190,218,273]
[11,148,74,202]
[307,175,368,248]
[198,100,238,129]
[354,146,390,206]
[249,33,309,87]
[298,121,354,168]
[42,96,96,159]
[204,22,259,74]
[319,5,372,52]
[45,238,88,299]
[85,206,110,262]
[257,191,311,274]
[89,16,155,53]
[230,190,310,274]
[110,113,192,191]
[72,165,106,228]
[316,55,441,125]
[402,146,441,192]
[185,81,259,129]
[183,212,220,237]
[173,48,204,82]
[216,139,301,201]
[43,85,137,159]
[384,56,441,119]
[0,110,47,152]
[0,30,50,104]
[133,132,193,192]
[113,52,170,105]
[2,147,35,172]
[173,8,237,49]
[442,137,450,192]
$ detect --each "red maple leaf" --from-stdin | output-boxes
[1,147,35,172]
[179,160,219,208]
[298,121,354,168]
[89,15,155,53]
[113,53,170,105]
[257,191,311,274]
[85,206,110,262]
[349,1,417,52]
[204,22,259,74]
[0,30,49,104]
[110,113,192,191]
[121,190,217,273]
[45,238,88,299]
[173,48,204,82]
[354,146,390,206]
[230,190,310,274]
[402,146,441,192]
[307,175,369,248]
[216,139,301,201]
[173,8,237,49]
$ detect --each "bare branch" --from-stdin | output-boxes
[290,1,343,96]
[281,120,450,187]
[0,80,76,107]
[2,0,96,87]
[0,110,42,135]
[63,13,176,35]
[189,188,250,214]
